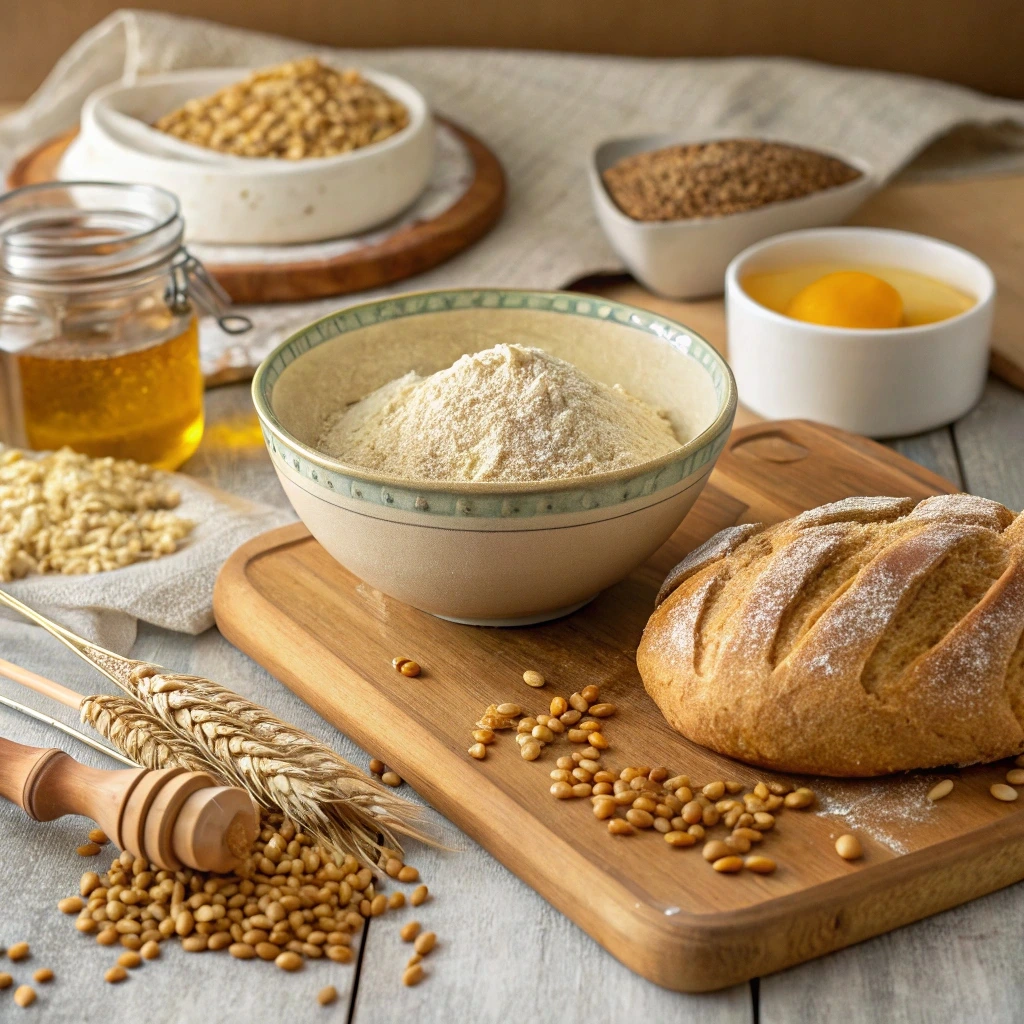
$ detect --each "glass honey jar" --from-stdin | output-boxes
[0,182,250,470]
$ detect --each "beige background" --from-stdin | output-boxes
[5,0,1024,101]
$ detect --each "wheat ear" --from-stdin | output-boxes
[0,589,431,863]
[125,664,428,859]
[81,693,208,773]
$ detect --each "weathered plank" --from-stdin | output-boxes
[954,377,1024,509]
[885,427,962,487]
[759,886,1024,1024]
[351,797,754,1024]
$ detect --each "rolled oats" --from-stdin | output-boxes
[0,446,193,581]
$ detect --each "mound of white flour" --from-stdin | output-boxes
[316,344,679,483]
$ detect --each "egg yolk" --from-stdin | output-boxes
[785,271,904,329]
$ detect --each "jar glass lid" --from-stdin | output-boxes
[0,181,251,334]
[0,181,183,283]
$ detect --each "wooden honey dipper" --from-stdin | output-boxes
[0,735,259,873]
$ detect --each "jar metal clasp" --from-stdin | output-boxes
[167,248,252,335]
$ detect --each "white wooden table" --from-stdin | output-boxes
[1,376,1022,1022]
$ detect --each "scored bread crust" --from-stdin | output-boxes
[637,494,1024,776]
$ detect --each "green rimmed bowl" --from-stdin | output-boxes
[252,288,736,625]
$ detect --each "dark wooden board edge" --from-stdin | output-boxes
[212,420,1024,991]
[7,131,72,190]
[992,349,1024,393]
[6,118,506,306]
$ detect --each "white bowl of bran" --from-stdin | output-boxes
[253,288,735,625]
[590,134,876,300]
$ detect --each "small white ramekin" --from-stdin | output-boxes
[725,227,995,437]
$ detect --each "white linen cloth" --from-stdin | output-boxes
[0,474,292,653]
[3,9,1024,378]
[0,11,1022,652]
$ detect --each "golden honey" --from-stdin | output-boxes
[14,318,203,470]
[0,182,249,472]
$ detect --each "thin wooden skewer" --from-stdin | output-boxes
[0,589,125,687]
[0,655,140,766]
[0,655,83,710]
[0,693,136,767]
[0,652,137,763]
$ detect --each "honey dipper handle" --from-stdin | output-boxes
[0,738,66,815]
[0,735,146,837]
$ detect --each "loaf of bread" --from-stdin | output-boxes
[637,494,1024,776]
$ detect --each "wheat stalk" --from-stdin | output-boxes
[123,663,427,859]
[81,693,207,773]
[0,589,430,864]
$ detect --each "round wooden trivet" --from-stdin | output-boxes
[7,118,506,305]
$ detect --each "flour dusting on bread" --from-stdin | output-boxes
[655,522,763,607]
[790,495,914,529]
[637,493,1024,776]
[908,492,1016,530]
[719,526,846,672]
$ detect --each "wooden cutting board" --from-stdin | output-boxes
[213,420,1024,993]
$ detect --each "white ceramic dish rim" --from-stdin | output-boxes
[591,133,876,231]
[252,288,737,519]
[726,226,997,339]
[83,66,428,176]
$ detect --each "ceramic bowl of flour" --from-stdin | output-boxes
[252,288,736,625]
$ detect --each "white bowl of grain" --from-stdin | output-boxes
[253,289,736,626]
[60,66,434,245]
[590,135,876,299]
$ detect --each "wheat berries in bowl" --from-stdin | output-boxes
[252,289,735,625]
[590,134,875,299]
[61,65,433,245]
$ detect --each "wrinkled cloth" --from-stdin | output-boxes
[3,9,1024,379]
